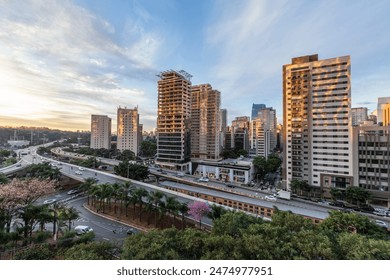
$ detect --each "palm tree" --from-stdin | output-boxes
[165,196,180,227]
[59,207,79,231]
[50,202,65,240]
[81,177,98,205]
[148,191,165,227]
[178,202,189,229]
[132,188,149,222]
[119,181,133,217]
[110,183,122,214]
[36,205,52,232]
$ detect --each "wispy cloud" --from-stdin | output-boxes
[206,0,390,121]
[0,0,161,130]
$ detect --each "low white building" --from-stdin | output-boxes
[192,158,254,184]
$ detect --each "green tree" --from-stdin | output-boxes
[253,156,267,180]
[208,204,229,221]
[114,162,148,181]
[62,241,117,260]
[132,188,149,222]
[211,211,262,238]
[3,157,17,166]
[320,211,388,239]
[121,228,181,260]
[345,186,371,206]
[0,173,9,185]
[58,207,79,231]
[117,150,135,161]
[80,177,98,205]
[140,140,157,157]
[147,191,165,227]
[13,244,55,260]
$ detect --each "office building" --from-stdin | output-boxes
[283,54,353,191]
[90,115,111,149]
[191,84,221,161]
[220,109,227,150]
[156,70,192,172]
[352,125,390,207]
[117,106,139,155]
[351,107,368,126]
[251,107,277,158]
[232,116,250,152]
[251,103,266,120]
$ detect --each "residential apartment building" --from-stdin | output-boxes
[191,84,221,161]
[352,125,390,207]
[283,54,353,191]
[351,107,368,126]
[117,106,139,155]
[90,115,111,149]
[156,70,192,172]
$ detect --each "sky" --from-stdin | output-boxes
[1,0,390,132]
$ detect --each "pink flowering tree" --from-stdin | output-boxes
[188,201,210,229]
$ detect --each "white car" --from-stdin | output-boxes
[75,171,82,175]
[374,220,387,228]
[265,195,277,202]
[199,177,209,182]
[74,225,93,235]
[78,167,85,171]
[43,199,57,205]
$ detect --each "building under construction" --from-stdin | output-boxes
[156,70,192,172]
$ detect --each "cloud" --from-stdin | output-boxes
[205,0,390,123]
[0,0,161,131]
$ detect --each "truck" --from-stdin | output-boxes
[276,190,291,200]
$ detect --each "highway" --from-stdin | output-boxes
[3,143,390,229]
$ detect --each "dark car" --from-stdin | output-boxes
[329,201,344,208]
[359,205,375,213]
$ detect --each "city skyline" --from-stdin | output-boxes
[1,0,390,131]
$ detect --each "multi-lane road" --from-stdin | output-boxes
[3,143,390,234]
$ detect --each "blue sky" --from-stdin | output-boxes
[1,0,390,132]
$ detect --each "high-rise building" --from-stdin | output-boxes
[191,84,221,161]
[90,115,111,149]
[156,70,192,171]
[232,116,250,152]
[220,109,227,149]
[117,106,139,155]
[351,107,368,126]
[352,125,390,207]
[283,54,353,191]
[251,107,277,158]
[251,104,266,120]
[377,97,390,125]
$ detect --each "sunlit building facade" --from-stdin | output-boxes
[90,115,111,149]
[117,107,139,155]
[156,70,192,172]
[283,54,353,191]
[191,84,221,161]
